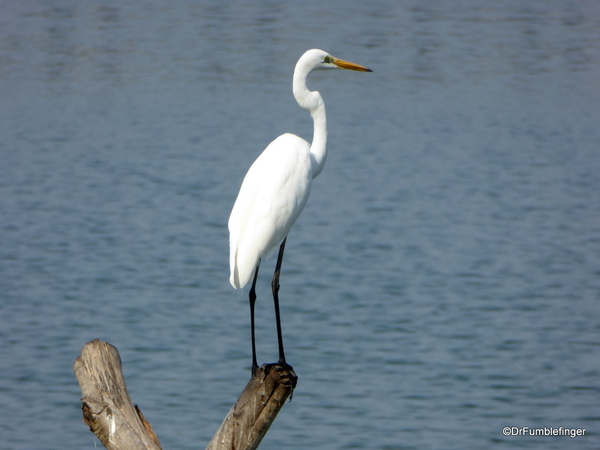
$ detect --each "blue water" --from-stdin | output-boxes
[1,1,599,449]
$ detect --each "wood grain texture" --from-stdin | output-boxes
[74,339,297,450]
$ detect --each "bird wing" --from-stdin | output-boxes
[229,134,312,288]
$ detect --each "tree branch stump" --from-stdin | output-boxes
[206,363,297,450]
[74,339,162,450]
[74,339,297,450]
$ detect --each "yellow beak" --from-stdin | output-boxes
[333,57,373,72]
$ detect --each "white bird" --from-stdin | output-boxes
[228,49,371,373]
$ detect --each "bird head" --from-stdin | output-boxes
[301,49,372,73]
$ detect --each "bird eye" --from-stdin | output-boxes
[323,56,332,64]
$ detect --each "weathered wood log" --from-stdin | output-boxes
[206,363,297,450]
[74,339,297,450]
[74,339,162,450]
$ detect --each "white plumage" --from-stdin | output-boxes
[229,133,312,288]
[227,49,371,371]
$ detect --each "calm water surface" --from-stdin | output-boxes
[1,1,599,449]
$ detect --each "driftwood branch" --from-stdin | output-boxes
[74,339,297,450]
[206,363,297,450]
[73,339,162,450]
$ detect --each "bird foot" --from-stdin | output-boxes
[263,361,298,391]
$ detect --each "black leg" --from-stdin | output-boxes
[249,259,261,374]
[271,238,288,367]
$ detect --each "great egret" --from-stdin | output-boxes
[228,49,371,373]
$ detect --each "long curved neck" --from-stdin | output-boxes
[293,67,327,179]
